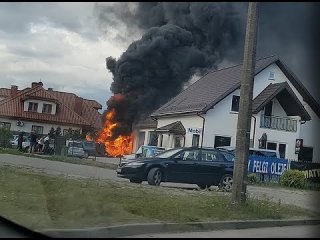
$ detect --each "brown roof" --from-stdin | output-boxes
[151,56,320,119]
[155,121,186,135]
[252,82,311,121]
[134,117,157,129]
[0,85,103,128]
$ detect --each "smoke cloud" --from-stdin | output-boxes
[95,2,317,138]
[95,2,246,137]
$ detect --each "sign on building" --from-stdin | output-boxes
[187,127,202,134]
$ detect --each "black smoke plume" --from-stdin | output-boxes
[96,3,317,139]
[96,2,246,138]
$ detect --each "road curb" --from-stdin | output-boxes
[41,218,320,238]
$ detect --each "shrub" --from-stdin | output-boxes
[0,128,12,148]
[248,173,258,184]
[279,169,305,189]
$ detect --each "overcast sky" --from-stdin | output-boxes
[0,2,318,111]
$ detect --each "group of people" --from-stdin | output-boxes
[29,131,51,154]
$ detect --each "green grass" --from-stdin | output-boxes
[0,165,317,232]
[0,148,117,170]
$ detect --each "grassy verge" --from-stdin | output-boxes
[0,165,317,233]
[0,148,117,170]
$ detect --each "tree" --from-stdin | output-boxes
[48,127,55,138]
[55,126,62,137]
[0,127,11,148]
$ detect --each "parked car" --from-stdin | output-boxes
[116,147,234,191]
[121,145,166,165]
[67,141,86,158]
[216,146,280,158]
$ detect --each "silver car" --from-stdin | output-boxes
[67,141,86,158]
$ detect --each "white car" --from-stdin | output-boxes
[67,141,87,158]
[120,145,166,165]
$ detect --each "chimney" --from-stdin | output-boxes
[31,81,43,88]
[10,85,18,98]
[48,88,53,91]
[74,96,83,115]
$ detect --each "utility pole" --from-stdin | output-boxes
[232,2,259,205]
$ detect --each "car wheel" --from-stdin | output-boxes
[147,168,162,186]
[130,178,142,184]
[24,146,29,153]
[197,183,211,190]
[219,174,233,192]
[84,152,89,158]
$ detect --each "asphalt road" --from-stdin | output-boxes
[127,225,320,238]
[0,154,319,214]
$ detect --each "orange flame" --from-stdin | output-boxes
[96,108,133,157]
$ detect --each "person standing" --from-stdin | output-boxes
[29,131,37,153]
[43,134,50,155]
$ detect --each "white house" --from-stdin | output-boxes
[134,56,320,163]
[0,82,103,136]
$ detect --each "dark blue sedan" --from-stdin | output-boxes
[116,147,234,191]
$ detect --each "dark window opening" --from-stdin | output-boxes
[231,95,240,112]
[214,136,231,148]
[148,131,158,146]
[279,144,286,159]
[28,102,38,112]
[138,131,145,149]
[42,104,52,114]
[192,134,200,147]
[267,142,277,151]
[298,146,313,162]
[31,125,43,135]
[264,101,273,116]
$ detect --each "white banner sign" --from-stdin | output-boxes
[187,127,202,134]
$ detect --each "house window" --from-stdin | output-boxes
[298,146,313,162]
[279,143,286,159]
[31,125,43,135]
[42,104,52,114]
[266,142,277,151]
[231,95,240,112]
[214,135,231,148]
[0,122,11,130]
[192,134,200,147]
[148,131,158,146]
[268,71,275,80]
[138,131,145,148]
[28,102,38,112]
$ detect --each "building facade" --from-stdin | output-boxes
[0,82,103,137]
[134,56,320,163]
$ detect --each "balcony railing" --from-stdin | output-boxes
[260,115,297,132]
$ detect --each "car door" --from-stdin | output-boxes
[166,149,201,184]
[197,149,228,185]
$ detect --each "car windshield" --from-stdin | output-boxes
[69,142,83,148]
[156,148,183,158]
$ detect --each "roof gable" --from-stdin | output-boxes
[0,86,90,126]
[151,56,320,119]
[151,55,278,117]
[252,82,311,121]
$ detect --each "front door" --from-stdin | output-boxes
[166,149,201,183]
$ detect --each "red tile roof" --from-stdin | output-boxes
[0,85,103,129]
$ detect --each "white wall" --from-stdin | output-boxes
[24,99,57,114]
[203,89,240,148]
[157,115,203,148]
[0,117,81,135]
[253,63,320,162]
[132,128,156,152]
